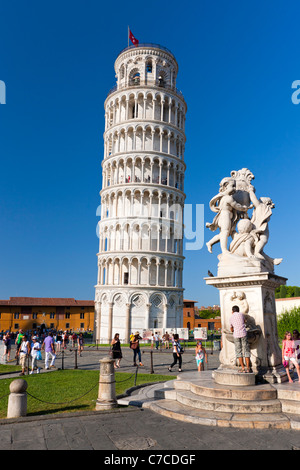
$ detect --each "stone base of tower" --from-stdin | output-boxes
[94,286,183,344]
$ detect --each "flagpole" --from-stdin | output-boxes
[128,26,129,48]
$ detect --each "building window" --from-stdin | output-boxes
[32,313,38,319]
[50,323,54,329]
[66,323,70,329]
[65,313,70,319]
[32,323,37,329]
[80,313,85,319]
[50,312,55,319]
[14,313,20,319]
[14,324,19,330]
[80,323,84,329]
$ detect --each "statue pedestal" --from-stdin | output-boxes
[205,271,288,384]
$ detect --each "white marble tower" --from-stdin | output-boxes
[95,43,187,343]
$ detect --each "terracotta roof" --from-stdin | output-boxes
[183,299,198,303]
[0,297,95,307]
[275,297,300,301]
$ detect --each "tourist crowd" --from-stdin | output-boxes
[0,328,87,375]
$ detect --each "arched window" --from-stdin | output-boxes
[146,60,152,73]
[129,70,140,86]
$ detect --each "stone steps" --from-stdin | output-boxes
[172,390,281,414]
[117,371,300,430]
[143,399,291,429]
[174,376,277,401]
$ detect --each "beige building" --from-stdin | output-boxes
[0,297,95,333]
[275,297,300,316]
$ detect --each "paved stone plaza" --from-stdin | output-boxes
[0,407,300,451]
[1,346,300,450]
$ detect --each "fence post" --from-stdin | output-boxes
[7,379,27,418]
[134,365,139,386]
[150,350,154,374]
[74,349,78,369]
[96,356,117,410]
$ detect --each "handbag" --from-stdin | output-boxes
[37,350,42,361]
[130,341,138,350]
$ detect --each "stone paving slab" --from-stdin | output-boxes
[0,407,299,450]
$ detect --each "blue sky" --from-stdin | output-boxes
[0,0,299,306]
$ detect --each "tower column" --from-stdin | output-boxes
[125,303,131,343]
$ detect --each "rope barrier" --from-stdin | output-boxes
[0,393,10,401]
[26,382,99,405]
[25,369,139,406]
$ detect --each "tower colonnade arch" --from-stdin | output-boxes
[102,153,185,191]
[104,123,186,160]
[105,90,186,132]
[99,187,185,220]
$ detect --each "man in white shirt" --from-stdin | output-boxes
[18,335,31,376]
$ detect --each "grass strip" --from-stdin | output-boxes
[0,370,173,418]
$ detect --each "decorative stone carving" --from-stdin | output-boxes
[223,291,262,349]
[205,168,288,383]
[206,168,282,276]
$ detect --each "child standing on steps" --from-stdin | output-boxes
[282,331,300,383]
[195,341,207,372]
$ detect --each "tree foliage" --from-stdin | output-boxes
[275,285,300,299]
[196,309,220,319]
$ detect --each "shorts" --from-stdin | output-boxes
[233,335,250,358]
[19,353,27,368]
[284,356,298,367]
[196,358,204,366]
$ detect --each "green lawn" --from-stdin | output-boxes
[0,370,173,419]
[0,364,21,373]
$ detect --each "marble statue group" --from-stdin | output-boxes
[204,168,287,382]
[206,168,282,274]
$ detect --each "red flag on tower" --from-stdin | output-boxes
[129,29,139,47]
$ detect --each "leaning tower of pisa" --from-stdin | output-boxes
[95,43,187,343]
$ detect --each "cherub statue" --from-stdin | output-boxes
[206,177,249,254]
[229,219,256,258]
[229,200,282,270]
[249,187,274,260]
